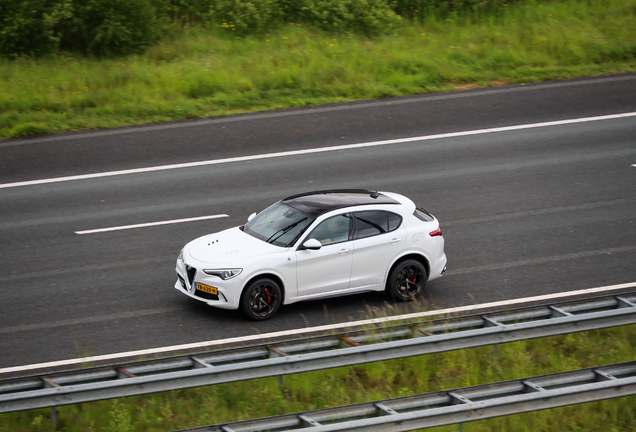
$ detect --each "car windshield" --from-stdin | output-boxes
[243,202,315,247]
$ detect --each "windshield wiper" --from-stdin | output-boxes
[266,218,308,244]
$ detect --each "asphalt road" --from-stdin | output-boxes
[1,74,635,369]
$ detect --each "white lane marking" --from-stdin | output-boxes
[74,214,229,235]
[2,281,635,375]
[1,111,635,190]
[2,74,635,149]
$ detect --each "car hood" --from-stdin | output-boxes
[186,227,285,265]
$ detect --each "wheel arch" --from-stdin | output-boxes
[385,253,430,288]
[241,272,286,302]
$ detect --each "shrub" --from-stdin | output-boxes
[151,0,211,26]
[59,0,162,56]
[9,123,50,137]
[0,0,62,58]
[0,0,161,58]
[393,0,522,20]
[164,0,401,37]
[210,0,283,34]
[0,0,534,59]
[295,0,402,36]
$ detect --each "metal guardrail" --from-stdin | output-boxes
[1,292,635,413]
[179,361,636,432]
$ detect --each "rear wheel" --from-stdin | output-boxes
[387,259,427,302]
[241,278,282,320]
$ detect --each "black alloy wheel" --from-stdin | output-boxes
[387,259,427,301]
[241,278,282,320]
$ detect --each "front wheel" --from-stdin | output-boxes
[387,259,427,302]
[241,278,282,320]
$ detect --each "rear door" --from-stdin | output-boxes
[350,211,406,290]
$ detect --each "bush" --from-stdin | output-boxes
[0,0,62,58]
[0,0,161,58]
[9,123,50,137]
[151,0,212,26]
[0,0,526,59]
[295,0,402,36]
[60,0,162,56]
[210,0,283,34]
[393,0,522,20]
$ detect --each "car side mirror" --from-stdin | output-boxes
[247,212,257,222]
[301,238,322,250]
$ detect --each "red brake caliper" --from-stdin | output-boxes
[264,288,271,304]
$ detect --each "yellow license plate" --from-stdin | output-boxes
[195,283,218,295]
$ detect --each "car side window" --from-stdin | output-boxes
[353,211,385,239]
[307,214,352,246]
[388,212,403,231]
[354,211,402,240]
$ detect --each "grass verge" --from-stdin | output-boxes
[1,323,635,431]
[1,0,635,139]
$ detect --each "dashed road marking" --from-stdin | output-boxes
[75,214,229,234]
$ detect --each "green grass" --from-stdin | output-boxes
[1,0,635,139]
[1,324,635,431]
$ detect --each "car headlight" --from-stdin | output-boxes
[178,249,184,261]
[203,268,243,280]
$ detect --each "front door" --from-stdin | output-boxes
[295,214,353,298]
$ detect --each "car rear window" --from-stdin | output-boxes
[413,207,434,222]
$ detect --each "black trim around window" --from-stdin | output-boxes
[352,211,402,240]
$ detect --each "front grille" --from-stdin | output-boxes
[178,275,186,289]
[186,265,196,286]
[195,290,219,300]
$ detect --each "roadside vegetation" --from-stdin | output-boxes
[1,0,635,139]
[1,323,635,431]
[1,1,635,430]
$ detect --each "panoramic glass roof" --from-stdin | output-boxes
[282,190,399,217]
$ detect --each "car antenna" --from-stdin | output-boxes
[370,191,379,199]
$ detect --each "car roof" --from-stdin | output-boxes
[282,189,400,217]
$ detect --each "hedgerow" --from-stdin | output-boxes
[0,0,161,58]
[1,0,526,58]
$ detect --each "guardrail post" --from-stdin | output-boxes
[41,376,61,429]
[267,346,288,392]
[482,315,502,358]
[51,406,57,429]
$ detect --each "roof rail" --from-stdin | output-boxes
[283,189,375,201]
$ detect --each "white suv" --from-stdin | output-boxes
[175,190,446,320]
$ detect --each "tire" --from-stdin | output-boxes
[387,259,427,302]
[240,278,282,320]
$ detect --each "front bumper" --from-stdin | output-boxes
[174,258,242,310]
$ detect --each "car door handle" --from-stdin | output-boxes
[337,248,351,254]
[389,238,403,243]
